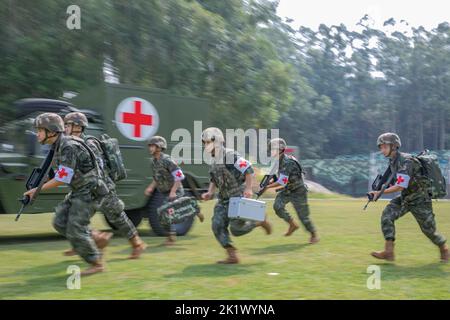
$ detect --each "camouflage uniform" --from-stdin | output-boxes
[82,133,137,239]
[381,152,446,246]
[209,149,257,248]
[273,154,316,233]
[150,152,185,231]
[52,134,108,264]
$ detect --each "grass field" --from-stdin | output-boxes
[0,198,449,300]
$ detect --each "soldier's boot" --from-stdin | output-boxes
[371,240,395,261]
[284,218,299,236]
[92,231,113,250]
[256,219,272,235]
[128,235,147,259]
[217,246,239,264]
[63,248,77,256]
[439,243,449,263]
[197,212,205,223]
[164,232,177,246]
[81,259,105,276]
[309,232,320,244]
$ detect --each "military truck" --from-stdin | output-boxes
[0,83,212,236]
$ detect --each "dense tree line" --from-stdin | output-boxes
[1,0,450,159]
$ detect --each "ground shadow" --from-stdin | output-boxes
[364,262,449,281]
[0,261,79,298]
[0,233,64,245]
[249,243,310,255]
[164,262,265,279]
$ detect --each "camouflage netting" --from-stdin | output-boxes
[303,150,450,197]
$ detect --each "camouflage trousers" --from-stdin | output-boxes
[97,186,137,239]
[53,189,100,264]
[212,200,257,248]
[273,186,316,234]
[381,196,447,246]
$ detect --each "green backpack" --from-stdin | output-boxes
[415,150,447,199]
[86,134,127,182]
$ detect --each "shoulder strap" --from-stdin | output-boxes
[286,154,303,174]
[68,136,101,175]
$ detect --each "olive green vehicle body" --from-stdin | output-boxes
[0,84,211,234]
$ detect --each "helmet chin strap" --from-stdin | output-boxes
[40,130,57,145]
[387,144,397,158]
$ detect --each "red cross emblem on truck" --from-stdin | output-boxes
[122,100,153,138]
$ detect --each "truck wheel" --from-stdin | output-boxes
[102,210,143,231]
[146,189,194,236]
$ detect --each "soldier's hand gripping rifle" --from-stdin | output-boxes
[16,145,56,221]
[363,166,396,211]
[256,160,279,199]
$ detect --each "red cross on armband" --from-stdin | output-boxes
[172,169,185,181]
[395,173,410,188]
[54,165,74,184]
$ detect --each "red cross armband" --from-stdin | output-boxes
[171,168,185,181]
[55,165,75,184]
[395,173,410,188]
[277,173,289,187]
[234,157,251,174]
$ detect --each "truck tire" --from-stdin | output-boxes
[146,189,194,236]
[103,210,143,231]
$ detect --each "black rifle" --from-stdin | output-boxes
[16,145,56,221]
[363,166,396,211]
[256,174,277,199]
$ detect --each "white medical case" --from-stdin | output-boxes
[228,197,266,222]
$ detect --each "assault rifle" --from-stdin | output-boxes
[16,145,56,221]
[363,166,396,211]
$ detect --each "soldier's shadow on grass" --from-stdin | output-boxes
[164,262,266,279]
[0,261,78,298]
[375,262,449,280]
[0,233,64,246]
[109,244,188,261]
[249,243,309,255]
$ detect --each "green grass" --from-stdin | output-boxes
[0,199,449,299]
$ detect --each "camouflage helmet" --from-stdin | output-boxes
[269,138,287,151]
[64,112,88,128]
[377,133,401,149]
[34,112,64,133]
[147,136,167,150]
[201,127,224,153]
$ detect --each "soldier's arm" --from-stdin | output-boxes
[371,161,411,197]
[201,182,216,201]
[23,178,64,198]
[243,172,253,198]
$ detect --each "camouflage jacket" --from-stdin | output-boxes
[150,153,185,194]
[53,134,101,191]
[277,153,305,192]
[389,152,431,203]
[209,148,254,201]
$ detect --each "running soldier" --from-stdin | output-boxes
[63,112,147,259]
[145,136,204,245]
[263,138,319,244]
[200,127,272,264]
[24,113,107,275]
[369,133,448,262]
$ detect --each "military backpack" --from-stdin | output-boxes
[86,134,127,182]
